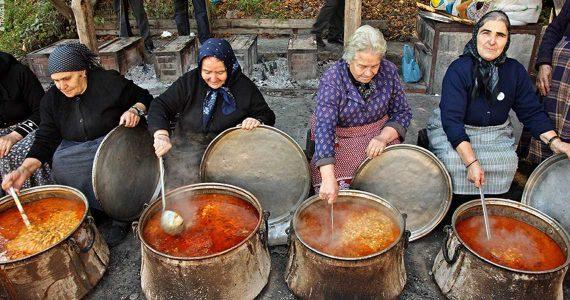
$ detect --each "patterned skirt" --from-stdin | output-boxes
[0,125,53,197]
[520,36,570,164]
[309,115,401,192]
[427,108,518,195]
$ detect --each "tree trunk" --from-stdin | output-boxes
[344,0,362,47]
[71,0,98,54]
[48,0,75,22]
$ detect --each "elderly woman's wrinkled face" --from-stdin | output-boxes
[476,20,508,61]
[51,70,88,98]
[349,50,382,84]
[201,56,228,89]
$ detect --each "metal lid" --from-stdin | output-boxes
[92,124,159,221]
[200,125,311,224]
[352,144,452,241]
[522,154,570,234]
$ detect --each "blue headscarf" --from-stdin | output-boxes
[198,38,241,129]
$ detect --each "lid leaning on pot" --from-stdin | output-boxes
[92,123,160,221]
[522,154,570,234]
[200,126,311,226]
[352,144,452,241]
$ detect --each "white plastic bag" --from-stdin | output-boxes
[491,0,542,25]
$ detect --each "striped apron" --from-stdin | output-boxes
[427,108,518,195]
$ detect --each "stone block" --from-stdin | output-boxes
[153,35,198,82]
[228,35,258,76]
[287,34,317,80]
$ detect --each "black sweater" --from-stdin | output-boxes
[147,68,275,136]
[27,68,153,163]
[0,52,45,137]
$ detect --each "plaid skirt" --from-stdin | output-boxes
[520,36,570,164]
[309,115,401,191]
[427,108,518,195]
[0,125,53,197]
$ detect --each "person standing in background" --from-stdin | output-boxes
[174,0,211,44]
[311,0,345,48]
[113,0,155,53]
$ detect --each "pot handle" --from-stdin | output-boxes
[402,213,411,249]
[68,216,96,253]
[442,225,463,265]
[258,211,270,247]
[132,221,140,240]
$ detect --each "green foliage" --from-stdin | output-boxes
[0,0,74,58]
[144,0,171,20]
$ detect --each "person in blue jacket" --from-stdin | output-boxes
[426,11,570,196]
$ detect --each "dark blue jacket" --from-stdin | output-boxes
[536,1,570,68]
[440,56,554,148]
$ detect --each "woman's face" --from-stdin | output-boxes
[201,57,228,89]
[476,20,509,61]
[51,70,87,98]
[348,50,382,84]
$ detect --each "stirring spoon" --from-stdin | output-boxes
[479,186,492,240]
[158,157,184,235]
[330,201,334,239]
[9,187,32,229]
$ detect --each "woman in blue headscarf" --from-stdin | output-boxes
[147,38,276,189]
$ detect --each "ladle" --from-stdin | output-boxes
[158,157,184,235]
[479,186,492,240]
[9,187,32,229]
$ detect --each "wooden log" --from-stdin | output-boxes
[344,0,362,46]
[48,0,75,22]
[71,0,98,54]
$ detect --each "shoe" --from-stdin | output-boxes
[327,37,344,45]
[315,36,326,48]
[100,220,129,247]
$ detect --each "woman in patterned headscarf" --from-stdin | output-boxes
[0,51,53,195]
[147,38,275,189]
[2,42,153,246]
[426,11,570,197]
[310,25,413,204]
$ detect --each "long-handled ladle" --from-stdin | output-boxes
[158,157,184,235]
[479,186,492,240]
[9,187,32,229]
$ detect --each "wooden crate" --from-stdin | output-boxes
[98,37,144,75]
[287,34,317,80]
[414,15,543,94]
[228,35,258,76]
[26,39,79,83]
[153,36,198,82]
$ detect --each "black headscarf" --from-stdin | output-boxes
[47,42,101,75]
[0,51,17,74]
[462,10,511,104]
[198,38,241,128]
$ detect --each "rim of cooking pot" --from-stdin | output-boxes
[0,185,89,264]
[451,198,570,274]
[292,189,406,261]
[521,154,570,235]
[137,182,264,261]
[200,125,311,225]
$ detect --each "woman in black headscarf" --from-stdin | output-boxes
[2,43,153,245]
[147,38,275,189]
[0,51,53,194]
[426,11,570,197]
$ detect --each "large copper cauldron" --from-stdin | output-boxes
[433,199,569,299]
[0,185,109,299]
[286,190,410,299]
[135,183,271,300]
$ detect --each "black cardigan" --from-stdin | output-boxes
[147,68,275,136]
[0,52,45,137]
[27,68,153,163]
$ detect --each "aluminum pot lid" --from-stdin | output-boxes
[522,154,570,234]
[352,144,452,241]
[92,123,159,221]
[200,125,311,224]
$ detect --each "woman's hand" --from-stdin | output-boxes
[0,132,22,158]
[550,138,570,159]
[2,166,33,192]
[153,132,172,157]
[119,109,140,128]
[467,161,485,188]
[240,118,261,130]
[318,164,338,204]
[366,136,387,159]
[537,64,552,96]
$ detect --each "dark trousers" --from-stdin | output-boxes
[113,0,154,51]
[174,0,211,44]
[311,0,344,40]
